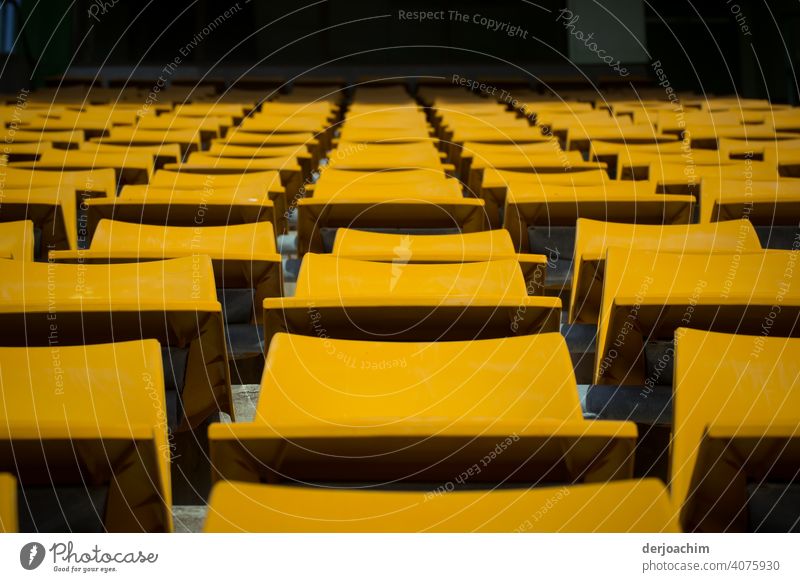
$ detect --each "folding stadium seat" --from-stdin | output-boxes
[615,149,744,181]
[467,153,607,223]
[324,142,453,174]
[458,140,566,175]
[649,159,782,192]
[766,108,800,133]
[700,179,800,249]
[172,103,248,124]
[689,97,789,112]
[0,128,84,148]
[445,127,553,170]
[215,130,324,162]
[594,249,800,386]
[79,141,183,169]
[503,182,693,291]
[0,220,34,260]
[259,101,339,120]
[209,332,634,484]
[332,228,547,294]
[203,479,678,533]
[137,115,234,143]
[672,329,800,532]
[166,154,303,209]
[569,219,762,325]
[656,111,767,137]
[49,220,281,381]
[0,340,172,532]
[336,126,435,145]
[0,256,231,429]
[535,111,633,144]
[589,140,689,178]
[481,167,613,215]
[438,115,531,146]
[0,473,16,532]
[238,115,334,149]
[518,101,595,119]
[20,116,110,139]
[85,182,280,242]
[50,220,282,320]
[679,125,797,149]
[57,109,140,127]
[344,108,430,130]
[0,188,76,253]
[149,168,285,219]
[95,128,202,156]
[201,144,316,177]
[12,150,155,186]
[3,166,117,244]
[565,125,676,153]
[263,254,561,346]
[1,141,54,162]
[296,169,485,254]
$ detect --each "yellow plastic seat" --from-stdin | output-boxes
[566,125,676,152]
[2,166,117,199]
[569,219,762,324]
[263,254,561,346]
[0,340,172,532]
[238,115,333,148]
[467,153,607,222]
[458,140,568,175]
[0,256,231,429]
[297,173,484,255]
[86,184,278,242]
[0,188,76,251]
[333,228,547,294]
[50,220,282,319]
[445,127,551,164]
[595,249,800,385]
[0,220,34,260]
[137,116,232,142]
[480,167,610,207]
[649,161,782,196]
[21,117,110,139]
[149,169,286,229]
[207,143,316,170]
[0,473,16,532]
[672,329,800,532]
[259,102,337,118]
[55,110,140,128]
[681,125,798,149]
[172,103,248,123]
[204,479,677,533]
[615,150,742,180]
[165,156,302,207]
[95,128,202,156]
[700,179,800,224]
[210,332,634,484]
[325,142,452,173]
[215,130,323,162]
[656,111,766,134]
[1,141,54,162]
[0,129,84,148]
[336,126,434,144]
[503,182,694,252]
[589,140,690,177]
[12,150,154,186]
[79,141,182,169]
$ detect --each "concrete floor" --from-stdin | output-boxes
[173,383,260,532]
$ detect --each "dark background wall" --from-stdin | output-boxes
[1,0,798,102]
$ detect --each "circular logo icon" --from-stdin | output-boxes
[20,542,46,570]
